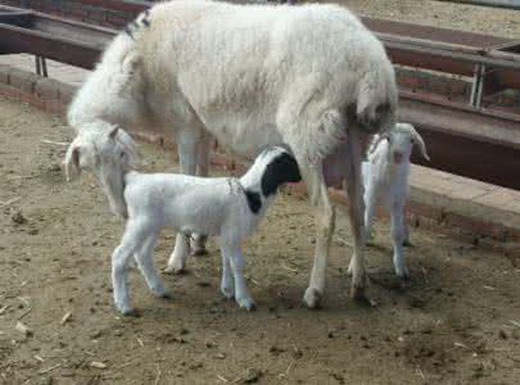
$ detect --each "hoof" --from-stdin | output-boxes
[191,248,208,256]
[117,305,137,316]
[154,288,172,299]
[350,285,367,302]
[220,287,234,300]
[237,298,257,311]
[163,266,186,275]
[395,266,410,281]
[302,287,322,309]
[398,273,411,289]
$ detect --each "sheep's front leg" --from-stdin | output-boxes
[135,233,171,298]
[221,241,255,311]
[345,128,368,301]
[164,233,190,274]
[391,203,409,280]
[300,168,335,309]
[177,133,208,256]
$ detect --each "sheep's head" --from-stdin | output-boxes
[64,123,138,218]
[64,122,138,181]
[386,123,430,164]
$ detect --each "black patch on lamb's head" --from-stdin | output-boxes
[245,190,262,214]
[260,151,301,197]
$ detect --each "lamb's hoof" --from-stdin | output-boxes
[191,247,208,256]
[154,287,172,299]
[220,286,234,300]
[163,266,186,275]
[117,305,137,316]
[397,272,411,289]
[302,287,322,309]
[350,285,368,303]
[237,297,257,311]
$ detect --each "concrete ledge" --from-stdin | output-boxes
[1,61,519,250]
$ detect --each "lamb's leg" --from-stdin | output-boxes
[345,128,369,301]
[221,241,255,311]
[111,221,146,315]
[402,215,411,247]
[300,167,335,309]
[391,204,409,280]
[220,249,234,300]
[134,232,171,298]
[165,233,190,274]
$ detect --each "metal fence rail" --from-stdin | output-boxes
[1,3,519,189]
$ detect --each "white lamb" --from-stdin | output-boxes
[66,0,398,308]
[362,123,430,280]
[64,126,301,314]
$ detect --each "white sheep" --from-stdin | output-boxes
[64,125,301,314]
[362,123,430,280]
[66,0,398,308]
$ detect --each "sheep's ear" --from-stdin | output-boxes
[108,126,119,141]
[63,142,81,181]
[410,125,430,161]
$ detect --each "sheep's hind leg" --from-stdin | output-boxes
[344,128,369,302]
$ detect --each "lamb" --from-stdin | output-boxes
[66,0,398,308]
[362,123,430,281]
[64,126,301,314]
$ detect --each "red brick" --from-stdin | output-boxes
[34,77,60,101]
[8,69,38,94]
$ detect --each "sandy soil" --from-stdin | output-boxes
[1,2,520,384]
[335,0,520,38]
[1,94,519,385]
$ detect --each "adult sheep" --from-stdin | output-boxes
[66,0,398,308]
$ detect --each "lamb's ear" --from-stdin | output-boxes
[63,141,81,181]
[409,125,430,161]
[108,126,119,141]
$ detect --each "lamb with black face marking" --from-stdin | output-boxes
[64,126,300,314]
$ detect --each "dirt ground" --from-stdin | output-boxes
[1,92,519,385]
[335,0,520,38]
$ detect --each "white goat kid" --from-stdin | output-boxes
[66,0,398,307]
[362,123,430,280]
[64,126,301,314]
